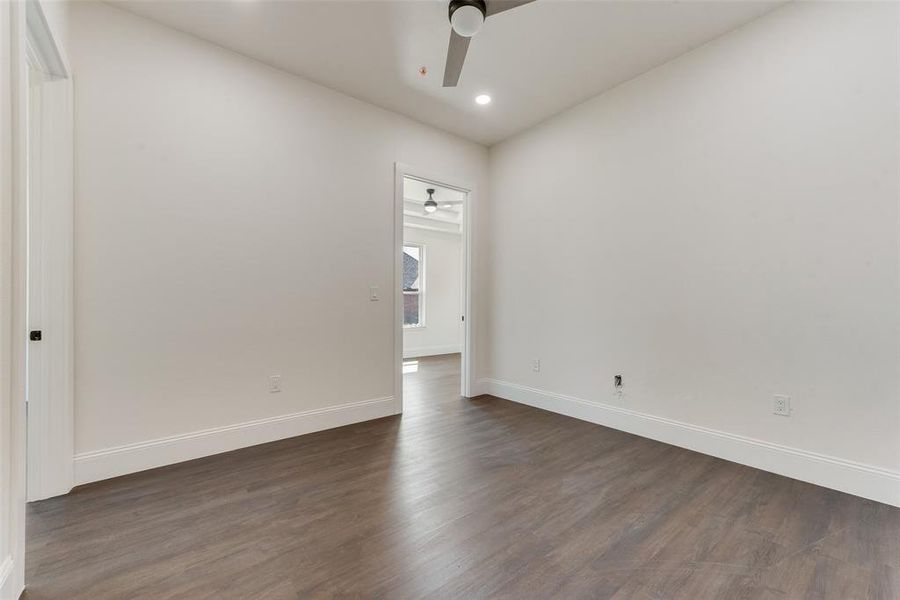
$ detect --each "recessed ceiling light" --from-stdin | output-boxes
[475,94,491,105]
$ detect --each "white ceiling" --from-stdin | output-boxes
[113,0,783,146]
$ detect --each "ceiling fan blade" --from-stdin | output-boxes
[442,30,470,87]
[439,200,465,205]
[484,0,537,17]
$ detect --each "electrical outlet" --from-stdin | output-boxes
[532,359,541,372]
[773,394,791,416]
[268,375,282,393]
[614,375,623,389]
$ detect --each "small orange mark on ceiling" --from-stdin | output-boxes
[418,66,428,77]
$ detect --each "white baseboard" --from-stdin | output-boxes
[0,555,20,600]
[74,396,400,486]
[403,345,460,359]
[479,378,900,507]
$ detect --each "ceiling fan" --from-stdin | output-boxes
[423,188,463,215]
[443,0,537,87]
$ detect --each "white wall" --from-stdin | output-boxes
[67,2,487,482]
[484,1,900,504]
[403,225,462,358]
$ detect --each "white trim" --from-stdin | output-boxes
[402,204,462,228]
[479,378,900,507]
[403,345,461,359]
[24,0,67,80]
[460,178,473,398]
[393,166,405,411]
[403,211,461,228]
[0,556,14,600]
[403,220,462,236]
[2,1,30,597]
[74,396,400,486]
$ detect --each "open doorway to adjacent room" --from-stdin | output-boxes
[397,173,469,410]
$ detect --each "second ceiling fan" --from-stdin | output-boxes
[423,188,463,215]
[442,0,537,87]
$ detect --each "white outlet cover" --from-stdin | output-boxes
[268,375,282,393]
[773,394,791,416]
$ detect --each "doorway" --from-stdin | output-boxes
[394,166,473,410]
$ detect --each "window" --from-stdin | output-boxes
[403,244,424,327]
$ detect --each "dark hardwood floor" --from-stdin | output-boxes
[26,354,899,599]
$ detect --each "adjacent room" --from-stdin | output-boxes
[402,176,468,414]
[1,0,898,598]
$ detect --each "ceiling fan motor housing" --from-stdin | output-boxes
[424,188,439,213]
[449,0,487,37]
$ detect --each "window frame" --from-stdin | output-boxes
[402,242,425,328]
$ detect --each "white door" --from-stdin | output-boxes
[24,54,74,502]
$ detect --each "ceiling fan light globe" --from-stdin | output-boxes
[424,201,438,213]
[451,5,484,37]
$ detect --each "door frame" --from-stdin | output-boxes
[0,1,72,591]
[1,3,28,595]
[394,163,476,409]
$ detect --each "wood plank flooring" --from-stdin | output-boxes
[25,354,900,599]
